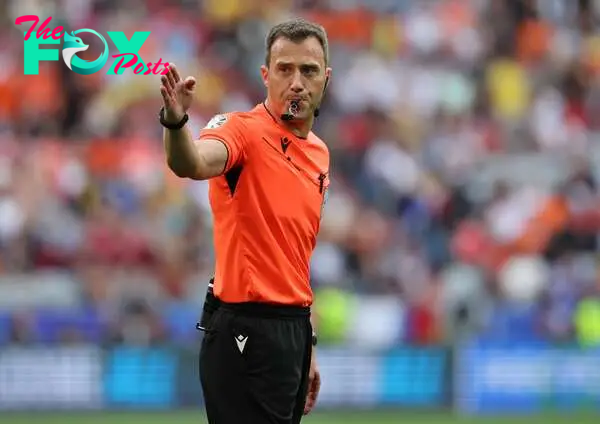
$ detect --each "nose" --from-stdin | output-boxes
[289,70,305,93]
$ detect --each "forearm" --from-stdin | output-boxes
[163,126,201,178]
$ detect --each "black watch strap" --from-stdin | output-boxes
[159,106,189,130]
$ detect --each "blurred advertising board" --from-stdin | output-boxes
[314,347,449,408]
[0,346,103,409]
[456,343,600,414]
[103,346,178,409]
[175,346,204,407]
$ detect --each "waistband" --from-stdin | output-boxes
[219,300,310,318]
[206,282,310,318]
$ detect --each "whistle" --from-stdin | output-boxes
[289,100,300,116]
[281,100,300,121]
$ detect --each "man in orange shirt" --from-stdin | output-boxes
[159,18,331,424]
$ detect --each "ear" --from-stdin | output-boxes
[325,67,332,80]
[260,65,269,88]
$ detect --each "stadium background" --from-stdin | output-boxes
[2,0,600,423]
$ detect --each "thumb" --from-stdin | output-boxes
[184,77,196,92]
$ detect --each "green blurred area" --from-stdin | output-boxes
[1,411,599,424]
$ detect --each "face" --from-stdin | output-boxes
[261,36,331,121]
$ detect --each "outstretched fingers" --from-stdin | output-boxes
[160,84,172,107]
[160,75,174,106]
[169,63,181,83]
[159,63,187,110]
[165,63,180,89]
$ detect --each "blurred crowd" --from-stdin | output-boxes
[1,0,600,348]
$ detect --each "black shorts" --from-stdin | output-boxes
[198,288,313,424]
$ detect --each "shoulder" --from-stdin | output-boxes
[201,109,263,132]
[307,132,330,171]
[202,111,243,130]
[308,132,330,155]
[198,112,250,143]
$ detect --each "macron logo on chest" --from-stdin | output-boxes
[281,136,291,153]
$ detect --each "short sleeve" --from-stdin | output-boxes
[198,113,247,173]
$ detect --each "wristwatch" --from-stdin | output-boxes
[311,331,318,346]
[159,106,189,130]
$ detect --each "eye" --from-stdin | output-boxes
[300,66,319,77]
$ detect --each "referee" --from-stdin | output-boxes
[159,18,331,424]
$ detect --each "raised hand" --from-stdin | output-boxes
[160,64,196,123]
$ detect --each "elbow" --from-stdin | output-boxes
[167,160,193,179]
[167,159,206,180]
[171,169,190,179]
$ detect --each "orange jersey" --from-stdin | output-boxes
[198,104,330,306]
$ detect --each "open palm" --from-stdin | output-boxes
[160,64,196,123]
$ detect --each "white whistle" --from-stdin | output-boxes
[289,100,299,116]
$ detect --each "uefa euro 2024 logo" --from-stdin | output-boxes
[16,15,170,76]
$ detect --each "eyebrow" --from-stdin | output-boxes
[276,60,321,69]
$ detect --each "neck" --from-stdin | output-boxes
[264,98,313,138]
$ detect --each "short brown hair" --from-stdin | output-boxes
[265,18,329,67]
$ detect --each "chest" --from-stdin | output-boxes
[246,132,329,225]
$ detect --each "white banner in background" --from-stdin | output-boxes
[0,346,102,409]
[317,349,380,407]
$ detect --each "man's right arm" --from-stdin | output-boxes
[163,126,228,180]
[160,65,239,180]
